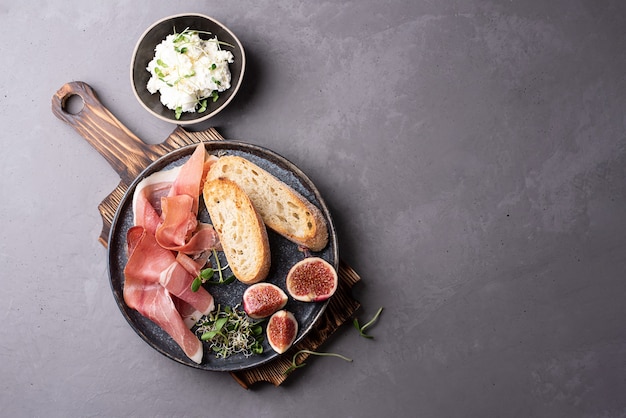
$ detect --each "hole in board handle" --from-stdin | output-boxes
[64,94,85,115]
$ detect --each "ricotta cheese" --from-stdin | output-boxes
[146,29,234,118]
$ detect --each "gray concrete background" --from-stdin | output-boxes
[2,1,625,416]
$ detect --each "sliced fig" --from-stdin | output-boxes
[242,283,288,319]
[266,310,298,354]
[285,257,338,302]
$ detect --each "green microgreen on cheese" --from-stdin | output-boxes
[197,99,208,113]
[154,67,165,78]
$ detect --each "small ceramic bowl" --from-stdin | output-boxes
[130,13,246,125]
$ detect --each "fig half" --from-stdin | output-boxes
[285,257,338,302]
[242,283,288,319]
[266,310,298,354]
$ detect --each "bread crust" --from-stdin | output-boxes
[205,156,329,251]
[202,178,271,284]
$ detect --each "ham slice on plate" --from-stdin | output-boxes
[124,226,203,363]
[168,141,209,214]
[125,281,203,364]
[133,166,181,236]
[155,195,221,254]
[156,194,198,248]
[160,260,215,315]
[130,143,219,251]
[174,297,207,329]
[176,251,212,278]
[123,143,221,364]
[124,226,175,283]
[154,145,220,254]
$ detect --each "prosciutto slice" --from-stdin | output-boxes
[123,227,203,363]
[122,143,222,364]
[174,297,206,329]
[168,142,208,214]
[176,252,208,278]
[124,226,174,283]
[152,144,220,254]
[156,194,198,248]
[124,280,202,363]
[133,166,181,236]
[160,261,215,315]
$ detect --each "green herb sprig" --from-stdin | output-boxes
[191,249,235,292]
[172,28,236,50]
[283,350,352,375]
[353,307,384,339]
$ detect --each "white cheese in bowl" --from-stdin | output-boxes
[146,29,234,118]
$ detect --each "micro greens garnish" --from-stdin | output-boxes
[172,28,235,49]
[283,350,353,375]
[205,249,235,284]
[353,307,384,339]
[153,67,165,78]
[197,99,208,113]
[190,249,235,291]
[195,304,265,358]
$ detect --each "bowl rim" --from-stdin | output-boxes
[130,12,246,125]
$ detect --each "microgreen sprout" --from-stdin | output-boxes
[196,304,265,358]
[283,350,353,375]
[190,249,235,292]
[353,307,384,339]
[172,27,235,49]
[197,99,208,113]
[204,249,235,284]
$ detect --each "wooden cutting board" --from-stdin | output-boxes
[51,81,361,388]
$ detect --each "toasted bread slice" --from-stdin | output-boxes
[202,178,271,284]
[206,156,329,251]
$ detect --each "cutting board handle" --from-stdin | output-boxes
[51,81,160,184]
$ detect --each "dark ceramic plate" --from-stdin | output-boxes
[130,13,246,125]
[108,141,337,371]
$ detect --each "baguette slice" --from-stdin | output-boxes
[206,156,329,251]
[202,178,271,284]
